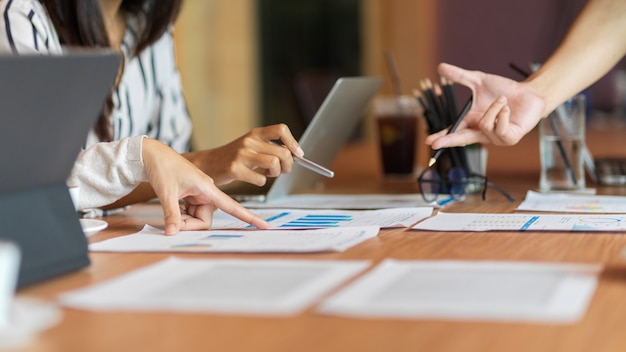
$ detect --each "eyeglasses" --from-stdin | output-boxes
[417,167,515,203]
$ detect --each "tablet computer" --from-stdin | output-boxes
[0,52,120,287]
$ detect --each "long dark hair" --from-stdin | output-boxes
[40,0,184,142]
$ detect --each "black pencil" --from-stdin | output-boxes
[434,83,451,125]
[413,89,439,134]
[428,96,473,167]
[441,77,458,118]
[440,77,471,172]
[421,79,446,130]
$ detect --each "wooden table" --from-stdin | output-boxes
[15,141,626,352]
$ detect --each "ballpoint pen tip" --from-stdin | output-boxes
[428,158,436,167]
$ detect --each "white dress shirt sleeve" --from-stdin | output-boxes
[68,136,147,210]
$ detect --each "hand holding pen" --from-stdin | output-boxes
[428,96,473,167]
[195,123,312,186]
[424,63,545,149]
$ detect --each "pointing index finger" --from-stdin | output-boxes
[215,191,270,229]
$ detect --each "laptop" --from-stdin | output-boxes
[0,52,120,287]
[582,145,626,186]
[231,76,383,203]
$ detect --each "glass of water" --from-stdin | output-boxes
[539,94,586,192]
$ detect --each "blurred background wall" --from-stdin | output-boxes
[174,0,626,154]
[175,1,258,151]
[174,0,437,152]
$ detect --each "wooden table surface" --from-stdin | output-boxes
[14,139,626,352]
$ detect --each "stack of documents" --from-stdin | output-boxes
[91,208,434,254]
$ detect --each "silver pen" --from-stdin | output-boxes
[293,154,335,178]
[271,141,334,178]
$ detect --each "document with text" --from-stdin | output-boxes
[89,225,380,253]
[412,212,626,232]
[516,190,626,213]
[212,207,433,229]
[319,259,601,323]
[60,257,370,316]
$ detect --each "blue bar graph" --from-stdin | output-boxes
[280,214,353,228]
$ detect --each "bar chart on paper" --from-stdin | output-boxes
[278,214,353,228]
[211,208,433,229]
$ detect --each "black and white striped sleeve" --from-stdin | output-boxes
[0,0,61,54]
[148,27,193,153]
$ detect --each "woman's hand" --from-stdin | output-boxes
[142,138,270,235]
[425,63,545,149]
[186,123,304,186]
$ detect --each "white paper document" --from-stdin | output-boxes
[59,257,370,316]
[517,190,626,213]
[318,259,601,323]
[241,194,435,209]
[412,212,626,232]
[212,207,433,229]
[89,225,380,253]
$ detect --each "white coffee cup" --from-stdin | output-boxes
[0,241,20,328]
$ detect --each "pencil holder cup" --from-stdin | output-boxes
[539,94,586,192]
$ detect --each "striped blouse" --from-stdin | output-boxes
[0,0,192,152]
[0,0,193,209]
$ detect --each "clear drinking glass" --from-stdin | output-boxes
[539,94,586,192]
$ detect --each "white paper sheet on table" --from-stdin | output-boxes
[516,190,626,213]
[89,225,380,253]
[412,212,626,232]
[241,194,437,209]
[211,207,433,229]
[59,257,370,316]
[318,259,601,323]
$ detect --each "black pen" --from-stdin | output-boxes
[428,96,473,167]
